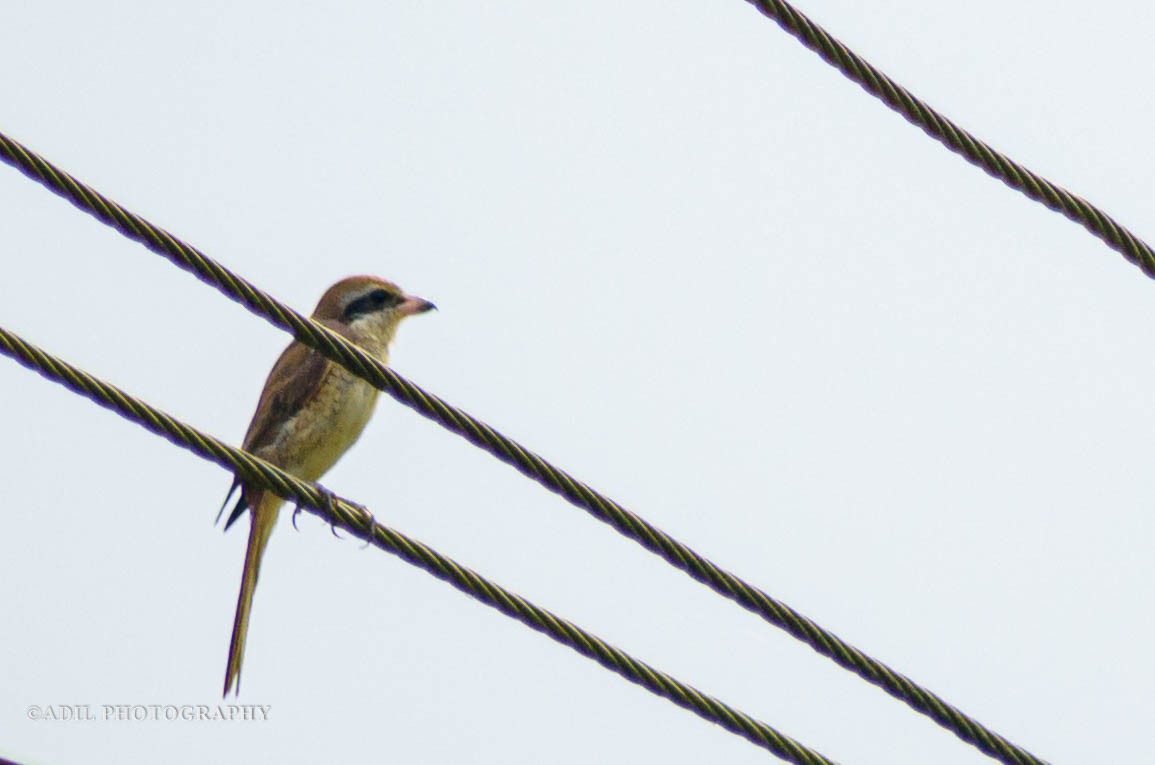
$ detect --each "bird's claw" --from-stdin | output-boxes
[351,502,375,549]
[305,486,375,547]
[312,485,345,539]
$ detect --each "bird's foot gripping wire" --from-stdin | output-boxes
[292,485,374,547]
[290,485,342,535]
[352,502,376,550]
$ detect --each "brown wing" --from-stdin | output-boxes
[220,319,349,528]
[242,317,361,453]
[242,344,328,455]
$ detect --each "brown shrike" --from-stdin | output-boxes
[218,275,435,696]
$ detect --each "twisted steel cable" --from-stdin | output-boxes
[744,0,1155,279]
[0,323,836,765]
[0,129,1046,765]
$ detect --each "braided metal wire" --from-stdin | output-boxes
[0,129,1046,764]
[0,324,835,765]
[745,0,1155,280]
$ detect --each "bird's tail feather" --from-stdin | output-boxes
[216,478,241,526]
[223,492,280,697]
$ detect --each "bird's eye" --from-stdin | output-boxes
[344,289,400,321]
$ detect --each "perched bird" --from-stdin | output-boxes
[218,275,435,696]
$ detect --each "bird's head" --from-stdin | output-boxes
[313,275,436,355]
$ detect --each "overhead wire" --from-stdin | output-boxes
[0,129,1046,765]
[743,0,1155,279]
[0,322,838,765]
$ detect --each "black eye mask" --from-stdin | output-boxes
[343,288,402,321]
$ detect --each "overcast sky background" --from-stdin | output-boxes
[3,2,1153,763]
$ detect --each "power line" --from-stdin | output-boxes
[744,0,1155,279]
[0,128,1047,765]
[0,322,838,765]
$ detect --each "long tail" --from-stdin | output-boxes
[223,492,282,696]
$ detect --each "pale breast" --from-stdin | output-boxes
[266,366,380,483]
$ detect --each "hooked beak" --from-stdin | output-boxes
[398,295,437,316]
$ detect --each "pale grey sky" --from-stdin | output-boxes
[3,2,1153,763]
